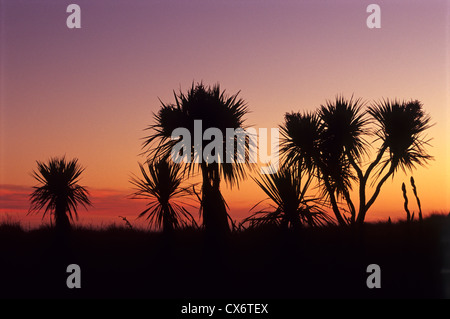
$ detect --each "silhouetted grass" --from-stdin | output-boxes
[0,213,449,298]
[0,215,23,234]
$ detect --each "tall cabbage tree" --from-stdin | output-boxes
[143,83,252,234]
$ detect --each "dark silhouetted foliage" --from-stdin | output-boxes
[29,156,91,231]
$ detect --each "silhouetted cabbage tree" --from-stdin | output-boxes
[354,99,432,223]
[129,159,197,233]
[242,165,333,229]
[29,156,91,231]
[143,83,252,235]
[280,96,432,225]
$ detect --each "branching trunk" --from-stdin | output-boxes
[346,145,389,225]
[357,164,395,224]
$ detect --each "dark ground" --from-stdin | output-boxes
[0,214,449,299]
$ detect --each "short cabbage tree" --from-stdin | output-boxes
[29,156,91,230]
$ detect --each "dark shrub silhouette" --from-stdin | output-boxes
[129,159,197,233]
[242,165,333,229]
[28,156,91,231]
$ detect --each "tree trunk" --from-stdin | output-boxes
[285,209,301,229]
[162,203,174,234]
[54,200,71,232]
[201,163,230,235]
[323,178,347,226]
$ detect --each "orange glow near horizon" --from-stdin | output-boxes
[1,0,449,228]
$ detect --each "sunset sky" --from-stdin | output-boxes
[1,0,449,228]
